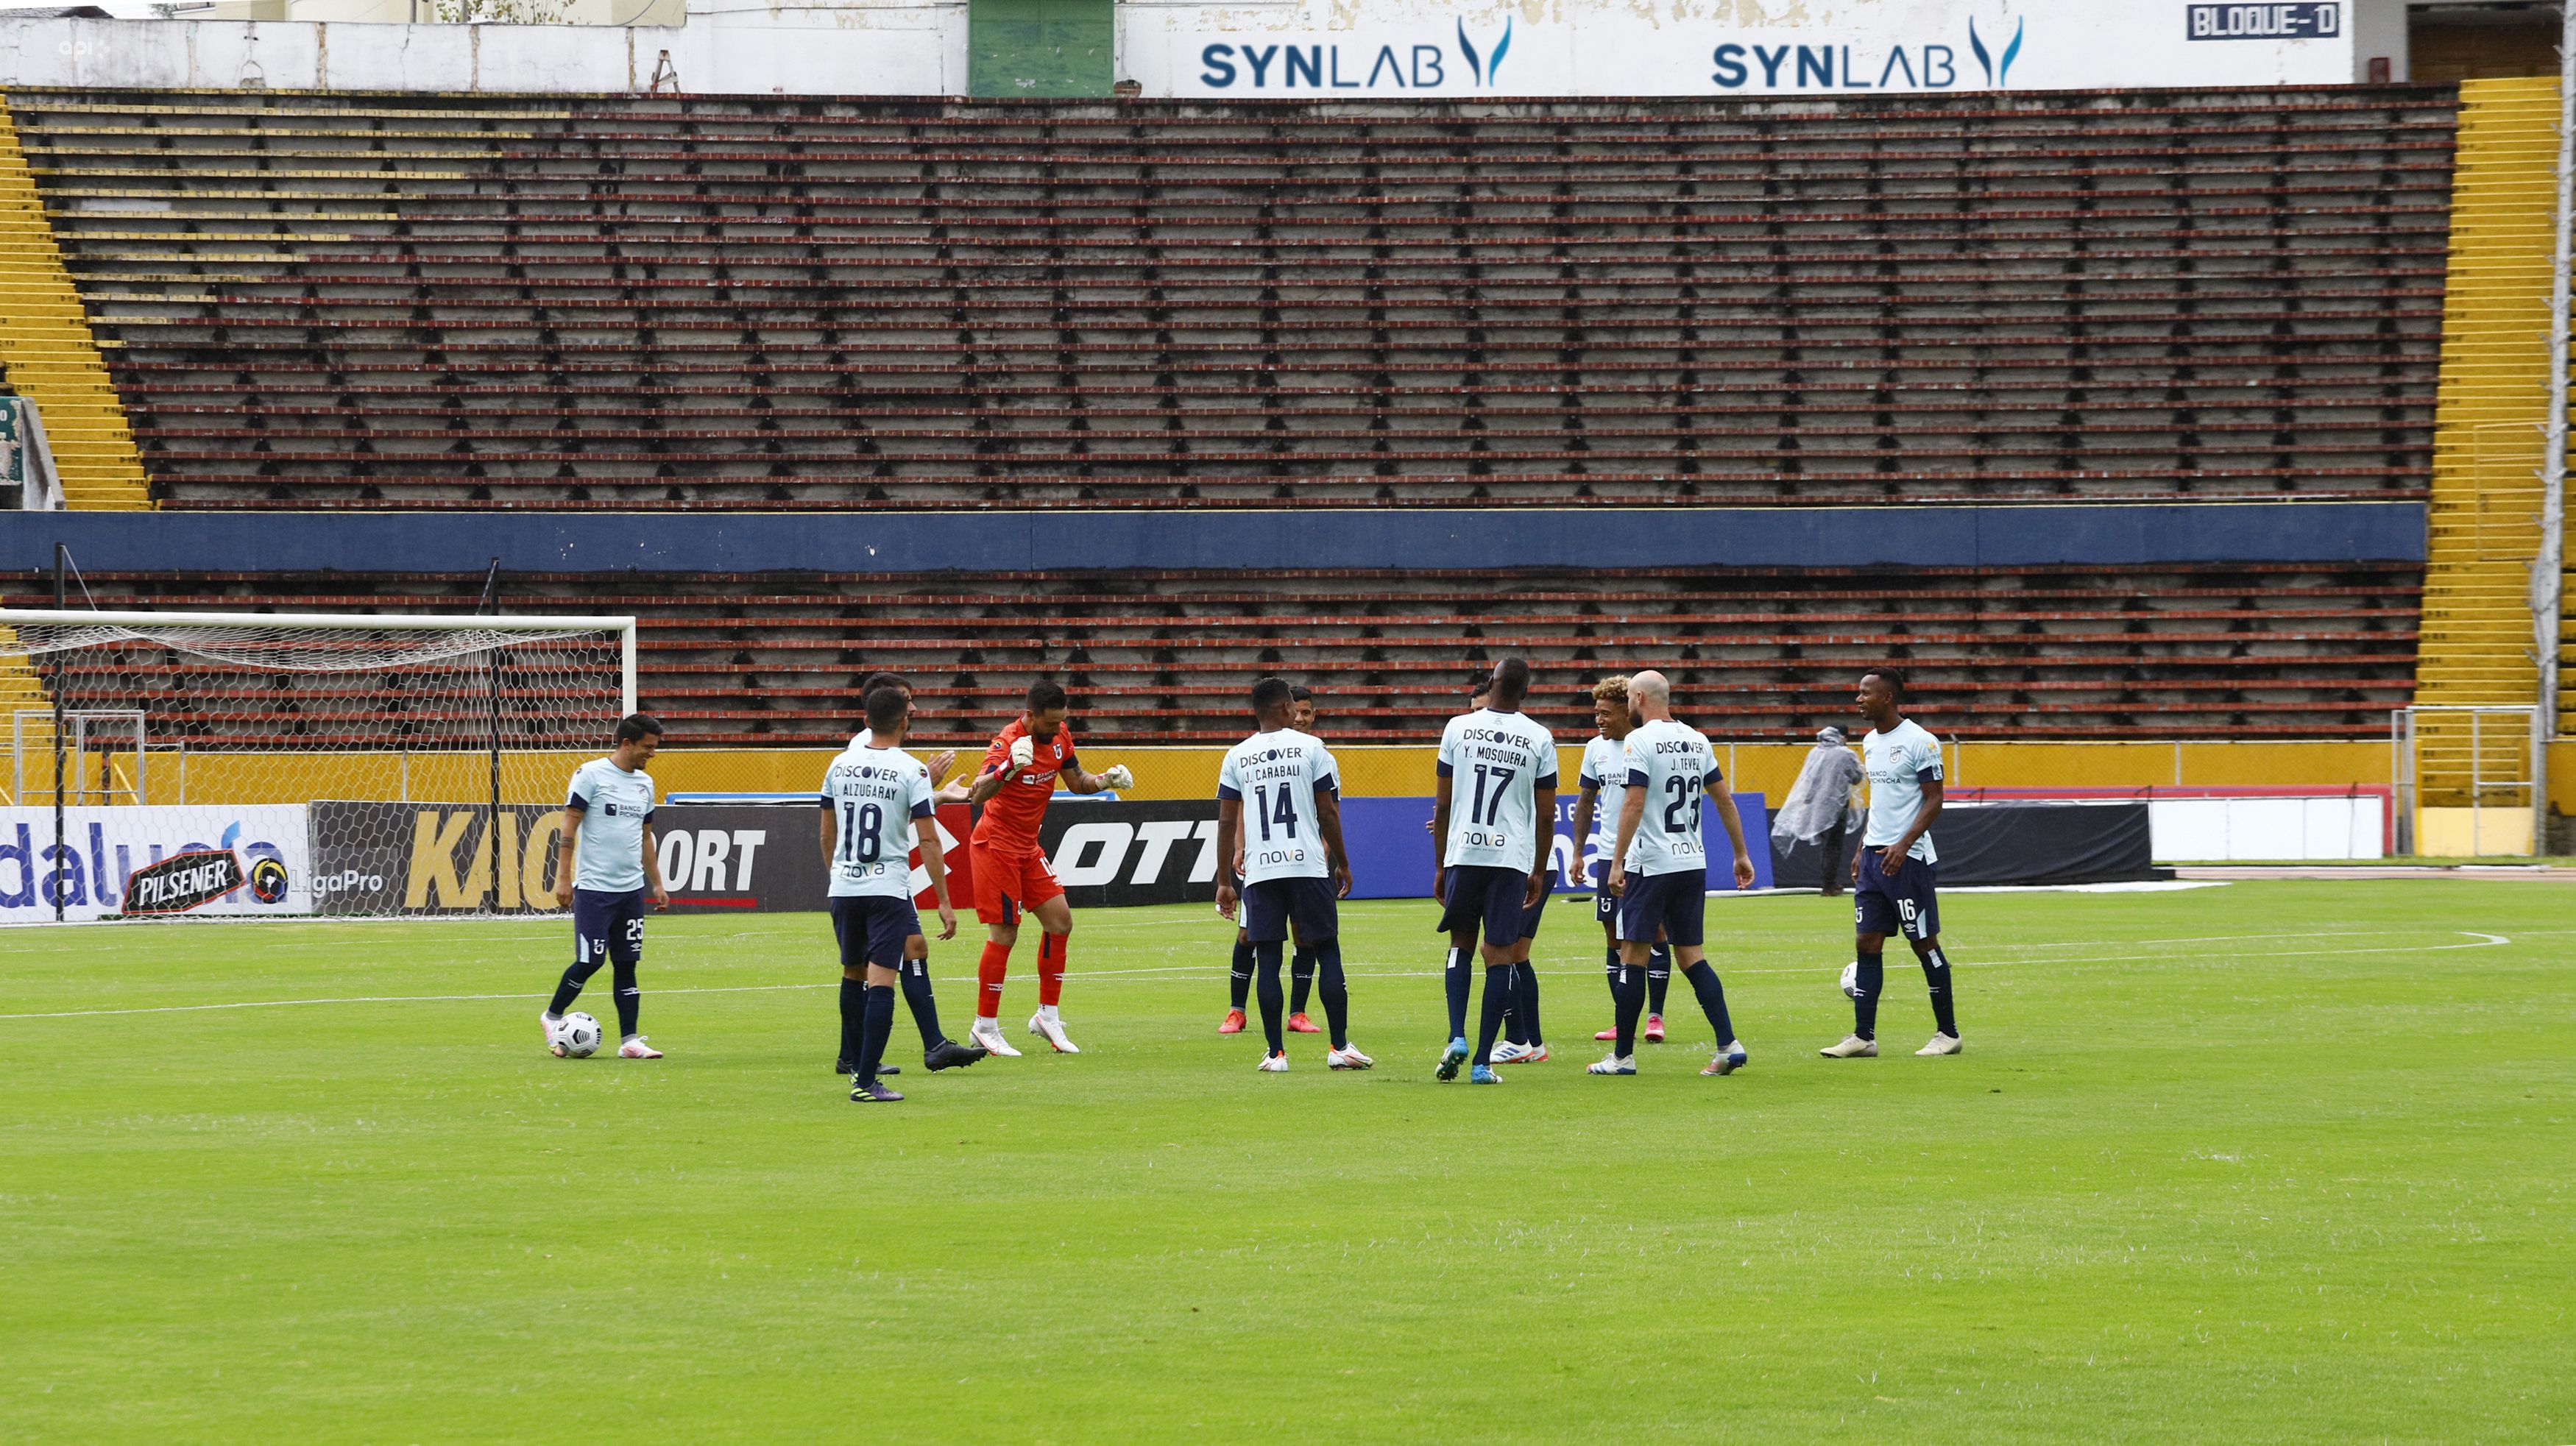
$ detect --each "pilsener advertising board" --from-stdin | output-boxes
[0,806,311,923]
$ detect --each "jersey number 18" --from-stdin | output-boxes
[839,800,884,865]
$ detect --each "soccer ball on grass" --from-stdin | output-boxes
[1839,962,1862,999]
[555,1011,602,1058]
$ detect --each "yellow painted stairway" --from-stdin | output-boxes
[0,90,149,511]
[2418,76,2569,815]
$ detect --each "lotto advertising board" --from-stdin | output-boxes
[307,800,975,916]
[1036,799,1225,909]
[1028,794,1773,906]
[1337,794,1776,901]
[0,805,312,923]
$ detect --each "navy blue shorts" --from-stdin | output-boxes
[1242,875,1338,944]
[831,893,921,970]
[1855,847,1940,942]
[1437,863,1548,943]
[573,887,645,966]
[1592,860,1618,924]
[1618,867,1706,949]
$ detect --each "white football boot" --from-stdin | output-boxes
[969,1016,1023,1057]
[1258,1051,1290,1072]
[541,1010,565,1057]
[1586,1054,1637,1076]
[1818,1034,1878,1058]
[1489,1041,1540,1065]
[618,1036,662,1059]
[1702,1040,1749,1077]
[1027,1011,1080,1054]
[1916,1033,1963,1057]
[1326,1045,1374,1070]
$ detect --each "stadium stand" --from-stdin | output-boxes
[1,85,2456,511]
[2,564,2420,745]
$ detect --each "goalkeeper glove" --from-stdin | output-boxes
[1102,763,1135,791]
[1008,735,1036,769]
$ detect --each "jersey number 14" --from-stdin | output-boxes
[1252,783,1300,841]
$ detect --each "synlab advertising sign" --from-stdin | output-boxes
[1131,1,2352,99]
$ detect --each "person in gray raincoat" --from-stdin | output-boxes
[1771,726,1864,896]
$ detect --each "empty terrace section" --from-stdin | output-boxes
[0,91,150,510]
[1,87,2460,511]
[4,562,2420,745]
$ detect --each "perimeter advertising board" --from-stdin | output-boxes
[1126,0,2362,99]
[0,806,311,922]
[308,801,974,916]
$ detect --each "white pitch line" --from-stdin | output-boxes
[0,933,2513,1022]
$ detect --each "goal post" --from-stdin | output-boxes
[0,609,638,922]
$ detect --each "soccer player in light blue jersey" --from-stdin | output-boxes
[1568,673,1674,1046]
[1220,684,1331,1037]
[542,713,671,1059]
[1214,676,1367,1072]
[1596,670,1758,1078]
[823,685,980,1102]
[1429,657,1555,1085]
[1823,670,1965,1058]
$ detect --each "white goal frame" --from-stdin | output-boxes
[0,608,639,923]
[0,610,638,715]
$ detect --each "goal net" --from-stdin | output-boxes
[0,609,635,923]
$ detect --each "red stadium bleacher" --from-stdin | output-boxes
[3,87,2455,511]
[6,564,2419,743]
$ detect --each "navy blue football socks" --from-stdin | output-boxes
[1444,946,1471,1040]
[1290,949,1316,1016]
[610,960,640,1039]
[1254,940,1287,1054]
[1647,943,1672,1016]
[899,957,946,1049]
[855,982,895,1085]
[1853,948,1884,1041]
[1313,940,1351,1049]
[1682,960,1734,1044]
[1914,942,1958,1037]
[839,977,867,1071]
[1228,938,1254,1012]
[1513,958,1543,1048]
[1612,961,1648,1057]
[1474,962,1514,1066]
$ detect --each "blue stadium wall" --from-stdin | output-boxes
[0,503,2425,574]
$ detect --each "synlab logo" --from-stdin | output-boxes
[1968,15,2023,88]
[1457,15,1512,87]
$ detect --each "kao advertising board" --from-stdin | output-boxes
[307,800,976,916]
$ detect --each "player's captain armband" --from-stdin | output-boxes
[1010,736,1036,769]
[1103,764,1135,790]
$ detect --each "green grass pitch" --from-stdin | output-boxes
[1,881,2569,1443]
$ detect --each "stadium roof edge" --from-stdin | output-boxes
[0,503,2424,575]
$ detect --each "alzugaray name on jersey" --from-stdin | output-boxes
[824,748,935,896]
